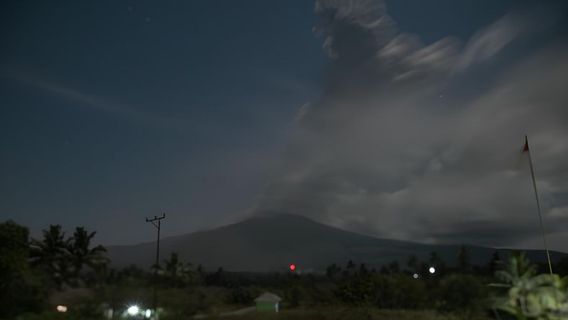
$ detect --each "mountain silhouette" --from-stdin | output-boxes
[106,213,565,272]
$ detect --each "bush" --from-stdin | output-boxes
[437,274,489,317]
[229,286,262,305]
[0,221,45,318]
[335,274,428,309]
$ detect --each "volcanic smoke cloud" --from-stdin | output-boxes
[254,0,568,251]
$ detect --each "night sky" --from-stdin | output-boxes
[1,0,568,250]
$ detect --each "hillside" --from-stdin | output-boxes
[106,214,565,272]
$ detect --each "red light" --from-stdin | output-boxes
[289,264,296,271]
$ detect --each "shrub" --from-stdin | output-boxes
[437,274,489,317]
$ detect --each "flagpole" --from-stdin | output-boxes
[525,135,553,275]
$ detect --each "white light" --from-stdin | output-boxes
[56,305,68,313]
[127,305,140,316]
[412,273,419,279]
[145,309,152,318]
[429,267,436,274]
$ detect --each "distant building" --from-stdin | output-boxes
[254,292,282,313]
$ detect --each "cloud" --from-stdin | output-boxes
[455,14,524,71]
[253,0,568,251]
[4,71,188,130]
[314,0,395,52]
[295,102,311,123]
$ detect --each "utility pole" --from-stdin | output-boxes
[146,213,166,318]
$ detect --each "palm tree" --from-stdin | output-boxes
[494,252,537,286]
[67,227,107,282]
[30,225,70,288]
[491,252,568,319]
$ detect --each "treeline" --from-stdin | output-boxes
[104,248,568,319]
[3,220,568,320]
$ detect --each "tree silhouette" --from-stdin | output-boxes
[326,263,341,280]
[406,255,418,273]
[30,225,70,288]
[359,263,369,276]
[488,250,502,275]
[344,260,356,277]
[162,252,194,286]
[67,227,108,283]
[0,221,42,318]
[429,251,446,273]
[555,256,568,276]
[388,261,400,274]
[164,252,182,278]
[457,245,471,273]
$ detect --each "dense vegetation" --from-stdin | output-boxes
[1,220,568,320]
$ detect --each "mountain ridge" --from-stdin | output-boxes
[106,213,566,272]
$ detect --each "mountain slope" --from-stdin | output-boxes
[106,214,565,272]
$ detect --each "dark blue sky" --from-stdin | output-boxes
[1,0,326,244]
[1,0,567,246]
